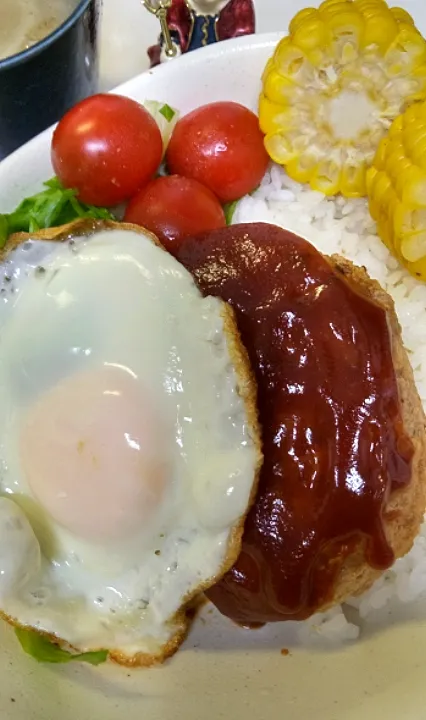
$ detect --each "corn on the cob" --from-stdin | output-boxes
[367,99,426,280]
[259,0,426,198]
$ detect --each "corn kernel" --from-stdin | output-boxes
[289,8,318,35]
[261,58,274,84]
[312,159,341,195]
[363,13,398,50]
[258,94,287,135]
[390,7,414,26]
[263,69,297,105]
[286,154,319,184]
[264,132,297,165]
[340,160,367,196]
[373,137,390,170]
[401,232,426,263]
[293,18,328,53]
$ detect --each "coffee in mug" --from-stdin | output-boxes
[0,0,99,159]
[0,0,79,61]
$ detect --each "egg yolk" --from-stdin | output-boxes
[20,365,167,543]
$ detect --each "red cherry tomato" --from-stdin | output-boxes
[51,94,163,206]
[124,175,226,252]
[166,102,269,203]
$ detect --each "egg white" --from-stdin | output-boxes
[0,225,260,662]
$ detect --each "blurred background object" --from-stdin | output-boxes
[0,0,100,159]
[99,0,308,90]
[147,0,255,68]
[100,0,159,90]
[142,0,179,63]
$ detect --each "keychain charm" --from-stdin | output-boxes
[146,0,255,67]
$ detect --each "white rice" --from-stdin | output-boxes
[232,163,426,646]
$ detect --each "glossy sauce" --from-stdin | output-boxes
[176,223,414,622]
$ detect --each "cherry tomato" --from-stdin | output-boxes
[51,94,163,206]
[166,102,269,203]
[124,175,226,252]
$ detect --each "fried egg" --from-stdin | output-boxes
[0,221,261,665]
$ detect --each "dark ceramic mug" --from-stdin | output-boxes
[0,0,100,160]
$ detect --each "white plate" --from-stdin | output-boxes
[1,4,426,718]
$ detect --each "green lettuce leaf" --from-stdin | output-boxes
[0,215,8,248]
[0,177,114,248]
[15,627,108,665]
[224,200,238,225]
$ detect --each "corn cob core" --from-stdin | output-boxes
[259,0,426,198]
[367,100,426,280]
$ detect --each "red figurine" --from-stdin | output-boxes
[148,0,256,67]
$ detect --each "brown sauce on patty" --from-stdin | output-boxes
[175,223,414,623]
